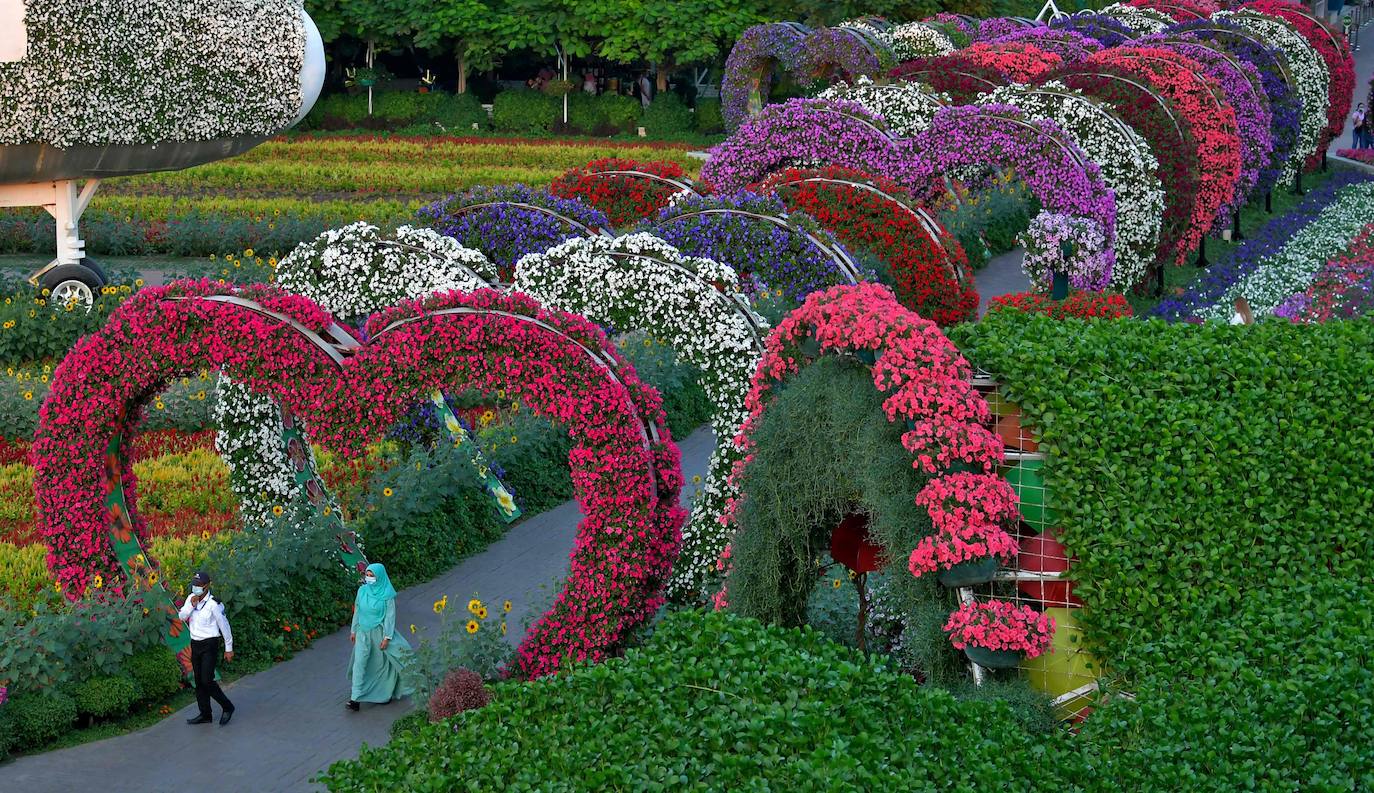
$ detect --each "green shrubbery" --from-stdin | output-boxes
[937,181,1040,270]
[73,675,140,719]
[694,98,724,133]
[491,90,559,134]
[641,94,695,135]
[303,91,488,133]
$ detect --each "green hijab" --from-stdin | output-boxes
[354,562,397,630]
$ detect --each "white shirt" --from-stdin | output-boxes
[178,594,234,652]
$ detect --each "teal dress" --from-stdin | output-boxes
[349,563,415,703]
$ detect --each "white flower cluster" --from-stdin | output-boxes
[1098,3,1171,34]
[1216,10,1330,184]
[983,82,1165,291]
[0,0,305,147]
[888,22,957,61]
[513,232,769,599]
[1201,182,1374,320]
[217,222,497,531]
[820,76,949,138]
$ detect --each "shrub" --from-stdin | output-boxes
[694,98,724,133]
[478,412,574,517]
[388,709,428,738]
[426,667,491,722]
[598,93,641,133]
[5,689,76,750]
[125,646,183,704]
[491,90,557,134]
[429,92,487,131]
[73,674,140,719]
[640,93,694,135]
[565,93,605,134]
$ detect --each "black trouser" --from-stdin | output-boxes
[191,637,233,717]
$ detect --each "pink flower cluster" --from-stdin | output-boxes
[908,472,1020,576]
[32,282,686,679]
[943,600,1055,657]
[712,283,1012,603]
[957,41,1065,83]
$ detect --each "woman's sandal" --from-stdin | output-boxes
[346,700,360,711]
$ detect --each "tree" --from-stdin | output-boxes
[598,0,772,90]
[408,0,508,94]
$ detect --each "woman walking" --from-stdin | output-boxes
[347,563,414,711]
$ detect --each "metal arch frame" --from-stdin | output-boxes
[577,169,701,198]
[1177,25,1295,89]
[764,175,970,286]
[862,80,951,111]
[963,107,1094,173]
[371,306,665,459]
[598,249,771,354]
[849,16,893,33]
[895,65,1003,93]
[660,207,865,285]
[374,239,497,289]
[829,25,889,63]
[1022,87,1151,158]
[166,294,361,365]
[1152,36,1270,103]
[1140,1,1208,21]
[807,104,898,141]
[1058,66,1189,148]
[1110,49,1238,136]
[778,21,812,37]
[444,201,613,239]
[1258,4,1347,59]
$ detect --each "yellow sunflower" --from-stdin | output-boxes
[467,598,483,614]
[465,620,479,634]
[503,600,512,613]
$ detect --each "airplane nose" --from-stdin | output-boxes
[294,9,326,127]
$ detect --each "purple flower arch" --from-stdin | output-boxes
[911,104,1119,289]
[985,27,1106,62]
[702,98,924,194]
[722,22,811,132]
[799,26,892,81]
[1050,14,1139,47]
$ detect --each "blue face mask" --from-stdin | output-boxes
[364,575,377,585]
[192,585,206,595]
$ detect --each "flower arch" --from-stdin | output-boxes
[701,98,923,194]
[798,26,891,83]
[512,233,767,601]
[721,22,810,131]
[911,104,1119,290]
[1128,0,1217,22]
[550,158,703,226]
[33,282,686,680]
[956,41,1066,83]
[819,76,947,138]
[1099,2,1174,33]
[984,27,1106,62]
[1050,13,1138,47]
[890,57,1009,104]
[981,83,1164,291]
[757,165,977,325]
[889,21,957,60]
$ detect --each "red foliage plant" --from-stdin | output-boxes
[428,667,492,722]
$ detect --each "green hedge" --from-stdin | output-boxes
[948,312,1374,788]
[641,94,694,135]
[303,91,488,133]
[319,611,1059,791]
[491,90,558,135]
[694,98,723,134]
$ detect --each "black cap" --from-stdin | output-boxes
[192,571,211,586]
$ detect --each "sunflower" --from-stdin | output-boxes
[475,606,489,620]
[201,530,211,540]
[832,578,842,588]
[383,487,394,497]
[433,597,448,614]
[93,575,103,589]
[500,621,508,636]
[465,620,480,634]
[272,505,284,516]
[409,624,417,634]
[503,600,512,613]
[467,598,483,614]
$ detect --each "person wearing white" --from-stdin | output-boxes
[178,570,236,726]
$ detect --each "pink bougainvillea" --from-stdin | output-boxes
[32,281,685,679]
[944,600,1056,657]
[712,282,1010,604]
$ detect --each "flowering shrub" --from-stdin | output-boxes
[33,282,685,678]
[818,76,946,138]
[0,0,304,146]
[957,41,1065,83]
[943,600,1055,658]
[550,159,700,226]
[216,221,497,532]
[647,192,861,305]
[417,184,611,277]
[985,27,1105,62]
[889,22,956,61]
[1216,10,1330,181]
[1020,213,1113,290]
[1049,13,1137,47]
[427,667,491,721]
[981,82,1163,290]
[988,291,1134,319]
[757,165,976,325]
[911,104,1119,286]
[702,98,922,194]
[907,472,1020,578]
[512,232,766,599]
[721,23,809,131]
[716,283,1008,614]
[1137,37,1274,228]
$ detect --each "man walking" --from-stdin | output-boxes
[179,571,236,726]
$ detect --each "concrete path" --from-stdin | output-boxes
[976,247,1030,316]
[0,427,716,793]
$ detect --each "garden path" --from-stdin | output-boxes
[1336,12,1374,151]
[977,247,1029,316]
[0,427,716,793]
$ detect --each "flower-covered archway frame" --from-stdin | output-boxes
[797,26,893,84]
[550,159,704,226]
[702,98,924,194]
[33,282,686,679]
[512,233,768,601]
[721,22,811,131]
[819,76,949,138]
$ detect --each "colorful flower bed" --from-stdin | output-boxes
[1273,222,1374,321]
[987,291,1134,319]
[550,158,700,226]
[756,165,976,325]
[1338,148,1374,164]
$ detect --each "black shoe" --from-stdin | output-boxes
[346,700,360,712]
[219,708,234,726]
[186,714,212,725]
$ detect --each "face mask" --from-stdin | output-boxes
[364,575,377,585]
[192,585,205,595]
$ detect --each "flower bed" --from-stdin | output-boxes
[701,98,922,194]
[987,291,1134,319]
[1337,149,1374,165]
[756,165,976,325]
[550,158,700,226]
[943,600,1055,659]
[1274,222,1374,321]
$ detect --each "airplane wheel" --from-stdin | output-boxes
[39,261,106,312]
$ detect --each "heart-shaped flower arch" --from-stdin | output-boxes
[32,280,685,679]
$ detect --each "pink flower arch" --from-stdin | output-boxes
[32,281,686,679]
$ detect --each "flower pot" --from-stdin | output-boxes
[937,556,999,587]
[995,410,1038,452]
[1023,607,1100,721]
[964,645,1022,669]
[1002,459,1055,531]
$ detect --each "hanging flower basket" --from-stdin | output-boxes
[937,555,999,586]
[964,645,1023,668]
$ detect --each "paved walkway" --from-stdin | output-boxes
[1336,11,1374,152]
[0,428,716,793]
[977,247,1029,316]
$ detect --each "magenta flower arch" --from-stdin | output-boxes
[702,98,925,194]
[797,27,889,83]
[910,104,1119,285]
[721,22,810,132]
[32,281,686,679]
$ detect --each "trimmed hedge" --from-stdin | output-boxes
[641,94,694,135]
[303,91,488,133]
[491,90,558,134]
[694,98,724,133]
